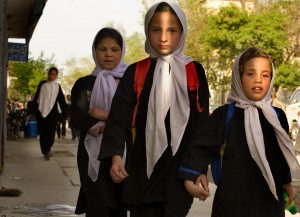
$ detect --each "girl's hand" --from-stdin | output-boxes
[283,182,294,204]
[88,121,105,136]
[89,107,108,120]
[110,155,129,183]
[184,174,210,201]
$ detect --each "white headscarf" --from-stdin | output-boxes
[144,2,193,178]
[85,27,127,182]
[227,46,299,199]
[38,79,59,118]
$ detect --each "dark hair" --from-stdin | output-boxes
[155,2,176,14]
[153,2,183,31]
[93,28,123,50]
[48,66,58,75]
[239,47,272,77]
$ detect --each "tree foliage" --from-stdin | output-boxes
[8,52,56,101]
[276,61,300,91]
[8,0,300,104]
[262,0,300,61]
[124,32,148,65]
[60,56,94,94]
[180,0,300,103]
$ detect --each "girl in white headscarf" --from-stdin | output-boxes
[33,66,67,160]
[99,2,210,217]
[71,27,127,217]
[180,46,299,217]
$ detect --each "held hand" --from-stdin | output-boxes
[196,174,210,195]
[283,182,294,204]
[110,155,129,183]
[98,122,105,133]
[88,121,105,136]
[88,126,99,136]
[89,107,109,120]
[184,174,210,201]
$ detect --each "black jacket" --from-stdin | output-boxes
[99,59,210,206]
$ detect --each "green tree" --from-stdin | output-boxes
[181,2,293,103]
[275,61,300,91]
[199,5,251,103]
[246,9,289,66]
[181,0,209,62]
[8,52,56,101]
[269,0,300,61]
[204,4,288,70]
[60,56,94,94]
[270,0,300,92]
[124,32,148,65]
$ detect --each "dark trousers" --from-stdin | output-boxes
[129,202,190,217]
[69,120,80,139]
[37,109,58,155]
[56,115,66,138]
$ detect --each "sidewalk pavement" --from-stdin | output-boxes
[0,133,299,217]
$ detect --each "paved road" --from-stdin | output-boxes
[0,134,299,216]
[0,135,214,217]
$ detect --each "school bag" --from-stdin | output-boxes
[131,57,202,142]
[211,102,280,185]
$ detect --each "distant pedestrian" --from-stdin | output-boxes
[71,27,127,217]
[26,92,36,116]
[33,66,67,160]
[180,46,299,217]
[56,104,66,139]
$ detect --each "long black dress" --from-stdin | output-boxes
[33,80,66,156]
[179,104,291,217]
[99,59,210,209]
[71,75,125,217]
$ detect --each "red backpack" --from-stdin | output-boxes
[131,57,203,141]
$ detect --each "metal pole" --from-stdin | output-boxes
[0,0,8,173]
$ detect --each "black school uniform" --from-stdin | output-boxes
[71,75,126,217]
[179,104,291,217]
[33,80,66,155]
[99,59,210,211]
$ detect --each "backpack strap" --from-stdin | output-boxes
[211,102,235,185]
[212,103,281,185]
[132,59,202,128]
[224,103,280,142]
[272,106,280,119]
[186,62,203,112]
[132,57,151,127]
[224,102,236,142]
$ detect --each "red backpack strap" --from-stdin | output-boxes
[132,57,151,127]
[185,62,203,112]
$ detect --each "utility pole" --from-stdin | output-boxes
[0,0,8,172]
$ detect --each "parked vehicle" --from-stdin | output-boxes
[6,100,28,139]
[285,86,300,141]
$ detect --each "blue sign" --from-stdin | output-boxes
[8,42,28,61]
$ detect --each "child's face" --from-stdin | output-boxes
[95,38,122,70]
[47,70,58,82]
[241,57,272,101]
[148,11,182,55]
